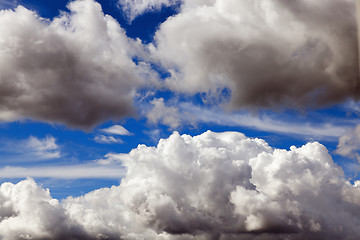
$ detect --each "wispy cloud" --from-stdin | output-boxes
[0,164,125,179]
[94,135,124,144]
[0,0,16,9]
[24,136,60,159]
[145,100,350,139]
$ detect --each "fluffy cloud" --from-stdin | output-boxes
[0,0,153,129]
[1,131,360,239]
[151,0,358,109]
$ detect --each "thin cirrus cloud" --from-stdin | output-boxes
[0,164,125,179]
[24,135,61,159]
[1,131,360,239]
[145,99,350,139]
[94,134,124,144]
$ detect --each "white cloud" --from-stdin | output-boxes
[117,0,179,21]
[0,164,125,179]
[146,98,182,129]
[0,0,156,129]
[24,136,60,159]
[1,131,360,239]
[100,125,132,136]
[336,124,360,161]
[94,134,123,144]
[152,0,358,109]
[145,100,349,138]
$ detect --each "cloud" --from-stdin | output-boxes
[145,99,349,138]
[94,135,123,144]
[336,124,360,161]
[152,0,359,110]
[0,0,155,129]
[24,136,61,159]
[0,163,125,179]
[146,98,182,128]
[100,125,132,136]
[118,0,179,21]
[1,131,360,239]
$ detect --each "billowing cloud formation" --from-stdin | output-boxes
[152,0,359,109]
[1,131,360,239]
[0,0,152,129]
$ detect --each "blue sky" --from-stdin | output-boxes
[1,0,360,239]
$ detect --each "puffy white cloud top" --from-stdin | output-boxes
[1,131,360,239]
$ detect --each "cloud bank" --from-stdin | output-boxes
[1,0,359,129]
[1,131,360,239]
[0,0,152,129]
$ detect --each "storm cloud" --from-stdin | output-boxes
[1,131,360,240]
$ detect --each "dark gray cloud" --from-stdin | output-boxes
[152,0,359,109]
[0,0,154,129]
[1,131,360,240]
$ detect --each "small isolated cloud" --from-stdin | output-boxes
[100,125,132,136]
[336,124,360,161]
[1,131,360,239]
[24,136,60,159]
[118,0,179,21]
[94,134,123,144]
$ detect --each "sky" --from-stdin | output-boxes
[0,0,360,239]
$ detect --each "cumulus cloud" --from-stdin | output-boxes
[1,131,360,239]
[152,0,359,109]
[100,125,132,136]
[0,0,154,129]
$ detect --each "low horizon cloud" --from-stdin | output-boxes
[1,131,360,240]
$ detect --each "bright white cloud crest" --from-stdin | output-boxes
[1,131,360,239]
